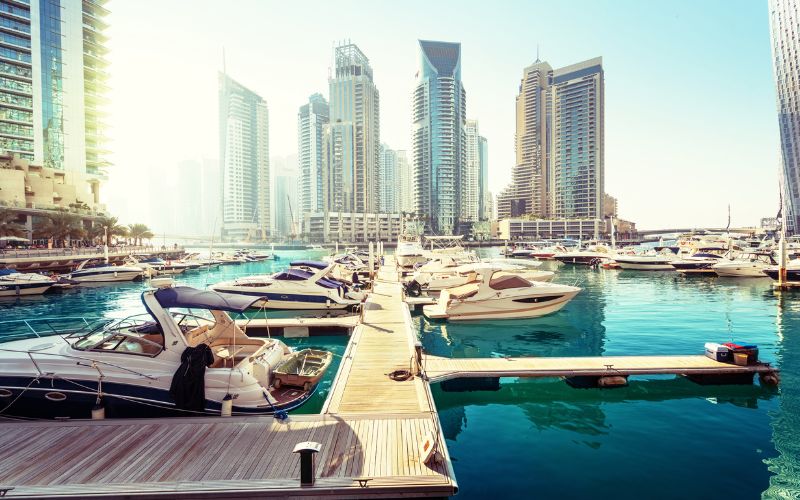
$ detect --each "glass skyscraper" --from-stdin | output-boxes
[0,0,110,176]
[297,93,329,223]
[770,0,800,232]
[412,40,466,235]
[219,72,270,241]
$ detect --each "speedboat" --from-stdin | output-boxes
[670,247,727,274]
[0,269,54,297]
[0,280,328,418]
[408,262,554,296]
[712,252,776,278]
[614,250,677,271]
[210,260,366,310]
[553,245,615,266]
[422,265,581,321]
[66,259,144,283]
[129,256,190,275]
[396,235,426,268]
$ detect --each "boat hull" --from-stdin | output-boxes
[0,283,52,296]
[69,270,143,282]
[615,259,675,271]
[396,254,427,268]
[423,291,578,321]
[713,264,770,278]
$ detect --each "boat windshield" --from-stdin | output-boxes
[72,313,164,356]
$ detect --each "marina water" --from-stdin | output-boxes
[0,247,798,498]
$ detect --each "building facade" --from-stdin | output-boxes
[478,135,489,220]
[463,119,480,223]
[303,211,401,243]
[396,149,413,213]
[218,72,270,241]
[0,0,110,177]
[324,43,380,214]
[499,218,604,240]
[770,0,800,232]
[412,40,466,235]
[550,58,604,219]
[297,93,328,225]
[378,143,397,213]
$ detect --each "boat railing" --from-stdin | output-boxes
[0,316,107,342]
[0,344,160,380]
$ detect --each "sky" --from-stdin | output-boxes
[104,0,781,231]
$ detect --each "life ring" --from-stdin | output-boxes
[389,369,413,381]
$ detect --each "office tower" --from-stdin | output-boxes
[412,40,466,234]
[479,135,489,220]
[463,119,480,222]
[297,93,329,222]
[550,57,603,218]
[396,150,413,213]
[219,72,270,241]
[324,42,380,213]
[274,173,297,239]
[0,0,111,176]
[770,0,800,232]
[378,143,397,212]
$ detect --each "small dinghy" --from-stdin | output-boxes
[272,349,333,391]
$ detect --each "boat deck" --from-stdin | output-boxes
[236,315,359,337]
[423,354,779,383]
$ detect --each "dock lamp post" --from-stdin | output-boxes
[293,441,322,486]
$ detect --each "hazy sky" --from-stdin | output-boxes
[105,0,780,231]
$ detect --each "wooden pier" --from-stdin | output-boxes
[423,354,780,386]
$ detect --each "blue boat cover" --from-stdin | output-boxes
[0,269,19,276]
[154,286,263,312]
[274,269,314,281]
[290,260,328,270]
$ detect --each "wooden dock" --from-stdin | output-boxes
[237,315,359,337]
[423,354,780,386]
[0,257,458,499]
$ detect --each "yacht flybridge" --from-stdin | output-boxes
[0,281,328,418]
[423,265,581,321]
[210,260,366,310]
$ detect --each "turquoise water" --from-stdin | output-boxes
[0,247,798,497]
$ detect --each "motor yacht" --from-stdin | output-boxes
[670,247,727,274]
[0,281,328,418]
[614,249,678,271]
[408,262,554,296]
[712,252,776,278]
[422,265,581,321]
[396,235,426,268]
[66,259,144,283]
[0,269,54,297]
[762,259,800,282]
[210,260,366,310]
[553,245,615,266]
[128,256,191,275]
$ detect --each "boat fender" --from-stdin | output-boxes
[221,394,233,417]
[91,401,105,420]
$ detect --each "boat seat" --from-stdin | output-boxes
[186,325,210,346]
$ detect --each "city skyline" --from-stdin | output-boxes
[104,0,778,231]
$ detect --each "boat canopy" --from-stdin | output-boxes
[274,269,314,281]
[154,286,263,312]
[290,260,328,270]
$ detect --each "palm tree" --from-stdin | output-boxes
[98,216,128,246]
[85,224,105,245]
[34,211,85,248]
[0,209,26,238]
[128,223,154,246]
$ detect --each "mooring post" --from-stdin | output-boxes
[414,341,423,376]
[293,441,322,486]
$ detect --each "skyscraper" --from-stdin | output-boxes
[497,57,603,221]
[479,135,489,220]
[463,119,480,223]
[274,173,297,239]
[219,72,270,241]
[0,0,111,176]
[770,0,800,232]
[550,58,604,219]
[412,40,466,235]
[324,43,380,214]
[396,150,413,213]
[297,93,329,222]
[378,143,397,213]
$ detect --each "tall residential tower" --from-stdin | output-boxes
[218,73,270,241]
[412,40,466,234]
[324,43,380,214]
[770,0,800,232]
[297,93,329,223]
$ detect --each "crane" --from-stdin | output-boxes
[287,194,298,243]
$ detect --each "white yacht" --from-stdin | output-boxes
[210,260,365,310]
[128,256,191,275]
[670,247,727,274]
[408,262,554,296]
[553,245,615,266]
[0,269,54,297]
[0,281,327,418]
[66,259,144,283]
[713,252,777,278]
[614,250,678,271]
[396,235,426,268]
[422,265,581,321]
